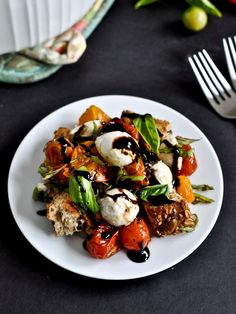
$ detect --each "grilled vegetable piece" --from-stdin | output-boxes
[143,199,198,237]
[46,192,93,236]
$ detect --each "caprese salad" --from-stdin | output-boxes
[33,105,214,262]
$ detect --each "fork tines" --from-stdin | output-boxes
[188,49,233,105]
[223,36,236,90]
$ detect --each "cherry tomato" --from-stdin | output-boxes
[55,165,71,183]
[123,123,139,141]
[178,144,198,176]
[125,158,149,188]
[176,175,195,203]
[45,137,74,167]
[101,118,139,141]
[86,225,120,259]
[120,218,151,251]
[228,0,236,3]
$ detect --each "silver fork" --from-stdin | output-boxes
[223,36,236,91]
[188,49,236,119]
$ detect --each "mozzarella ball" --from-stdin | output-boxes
[95,131,138,167]
[70,120,102,137]
[99,188,139,227]
[152,161,173,185]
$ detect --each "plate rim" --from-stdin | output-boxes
[7,94,224,280]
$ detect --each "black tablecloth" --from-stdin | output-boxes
[1,1,236,313]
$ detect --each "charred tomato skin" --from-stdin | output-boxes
[86,225,120,259]
[178,144,197,176]
[120,217,151,251]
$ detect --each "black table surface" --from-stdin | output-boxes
[1,1,236,313]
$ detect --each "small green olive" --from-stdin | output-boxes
[182,6,208,32]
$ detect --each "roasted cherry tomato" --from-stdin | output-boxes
[125,158,149,188]
[55,165,71,183]
[86,225,120,259]
[122,123,139,141]
[178,144,197,176]
[71,145,109,182]
[79,105,110,125]
[45,137,74,167]
[120,218,151,251]
[176,175,195,203]
[101,118,139,141]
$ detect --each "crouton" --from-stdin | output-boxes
[47,192,91,236]
[143,199,197,237]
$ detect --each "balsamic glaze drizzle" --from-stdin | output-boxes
[106,189,137,204]
[127,247,150,263]
[112,136,138,151]
[101,231,112,240]
[37,209,47,216]
[57,136,72,163]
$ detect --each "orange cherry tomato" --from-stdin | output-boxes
[79,105,110,125]
[120,218,151,251]
[86,225,120,259]
[178,144,197,176]
[55,165,71,183]
[71,145,109,182]
[45,137,74,167]
[125,158,149,188]
[176,175,195,203]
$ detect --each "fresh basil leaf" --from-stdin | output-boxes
[176,136,200,146]
[185,0,222,17]
[69,169,100,214]
[116,169,144,184]
[69,175,82,204]
[135,0,159,9]
[191,184,214,191]
[90,155,105,166]
[120,175,145,182]
[192,193,214,204]
[140,184,169,202]
[92,121,99,138]
[133,114,160,154]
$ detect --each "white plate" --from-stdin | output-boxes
[8,95,223,280]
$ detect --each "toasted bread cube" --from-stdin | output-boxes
[143,199,197,237]
[47,192,88,236]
